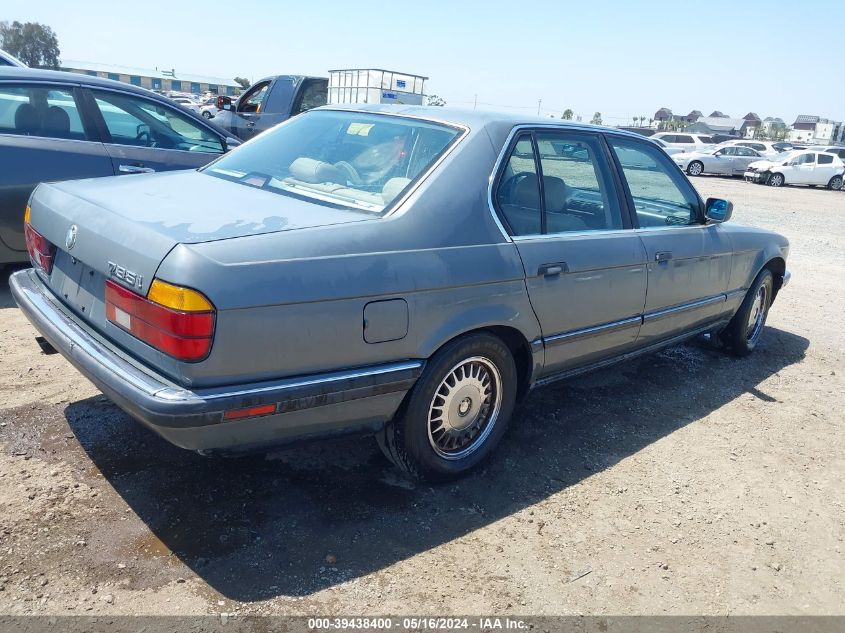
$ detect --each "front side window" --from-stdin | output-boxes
[698,136,713,144]
[204,110,462,213]
[610,137,700,228]
[676,135,694,144]
[92,90,224,153]
[793,153,815,165]
[0,84,87,140]
[237,81,270,113]
[719,147,736,156]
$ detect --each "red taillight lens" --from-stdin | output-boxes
[24,222,56,274]
[105,280,215,362]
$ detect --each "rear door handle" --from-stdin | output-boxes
[246,121,256,128]
[655,251,673,262]
[538,262,568,277]
[119,164,155,174]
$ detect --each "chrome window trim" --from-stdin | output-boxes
[0,131,101,146]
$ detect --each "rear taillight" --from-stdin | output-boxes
[24,206,56,274]
[105,279,215,362]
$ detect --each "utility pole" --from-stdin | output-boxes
[537,99,542,116]
[473,94,477,110]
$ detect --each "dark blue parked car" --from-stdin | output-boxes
[0,68,240,264]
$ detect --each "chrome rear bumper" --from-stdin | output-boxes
[10,268,422,451]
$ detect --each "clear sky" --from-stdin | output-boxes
[7,0,843,125]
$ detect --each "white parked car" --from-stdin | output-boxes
[675,145,763,177]
[651,132,715,152]
[169,96,201,115]
[816,146,845,161]
[718,140,780,158]
[744,150,845,190]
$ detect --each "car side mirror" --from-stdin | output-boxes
[705,197,732,223]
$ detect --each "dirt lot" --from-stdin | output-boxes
[0,177,842,617]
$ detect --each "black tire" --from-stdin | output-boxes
[721,268,774,357]
[687,161,704,177]
[768,172,785,187]
[828,175,843,191]
[202,110,212,119]
[376,332,517,482]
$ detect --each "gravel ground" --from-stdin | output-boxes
[0,177,842,616]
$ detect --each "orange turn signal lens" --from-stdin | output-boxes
[147,279,213,312]
[24,205,31,225]
[223,404,277,421]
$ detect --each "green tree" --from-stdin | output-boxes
[0,21,60,68]
[426,94,446,106]
[561,108,574,120]
[590,112,602,125]
[233,77,251,90]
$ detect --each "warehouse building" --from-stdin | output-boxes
[60,60,240,96]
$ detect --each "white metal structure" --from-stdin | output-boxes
[328,69,427,106]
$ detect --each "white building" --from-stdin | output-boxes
[789,115,842,144]
[61,60,240,96]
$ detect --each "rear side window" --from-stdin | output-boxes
[92,90,224,153]
[0,84,87,140]
[610,137,700,228]
[675,135,694,143]
[293,79,328,115]
[699,136,713,144]
[818,153,834,164]
[495,134,541,235]
[496,132,622,235]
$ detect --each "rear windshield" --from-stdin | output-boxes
[204,110,463,213]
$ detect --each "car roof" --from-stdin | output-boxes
[0,49,27,67]
[315,103,653,142]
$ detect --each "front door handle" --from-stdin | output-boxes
[246,121,256,128]
[119,164,155,174]
[655,251,673,262]
[538,262,568,277]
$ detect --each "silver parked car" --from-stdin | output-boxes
[11,106,791,481]
[675,145,763,177]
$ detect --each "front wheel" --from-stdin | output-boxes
[687,161,704,176]
[828,175,843,191]
[768,172,785,187]
[377,333,517,481]
[202,110,213,119]
[721,269,773,356]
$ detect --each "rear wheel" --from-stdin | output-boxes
[687,161,704,176]
[828,175,843,191]
[202,110,213,119]
[377,333,517,481]
[768,172,785,187]
[721,269,773,356]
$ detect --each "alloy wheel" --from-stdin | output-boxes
[427,356,502,460]
[745,284,767,343]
